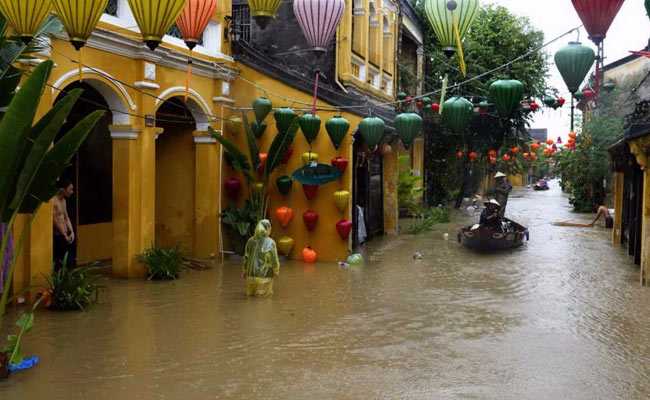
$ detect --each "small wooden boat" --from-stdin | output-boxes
[458,218,529,251]
[533,180,549,191]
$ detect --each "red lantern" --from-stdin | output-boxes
[530,101,540,112]
[257,152,268,175]
[303,184,319,200]
[582,88,595,100]
[336,219,352,240]
[303,210,319,231]
[488,149,497,157]
[546,139,554,146]
[456,150,464,159]
[531,142,540,151]
[568,131,577,140]
[571,0,625,44]
[224,177,241,200]
[302,246,318,263]
[468,151,478,162]
[557,97,566,107]
[488,157,497,165]
[281,146,293,164]
[511,146,520,154]
[331,156,349,174]
[431,103,441,113]
[275,206,294,228]
[502,154,511,162]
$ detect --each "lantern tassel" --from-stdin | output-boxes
[439,74,449,115]
[453,16,467,77]
[185,50,193,103]
[311,70,320,114]
[78,47,83,82]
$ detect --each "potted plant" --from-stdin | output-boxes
[138,246,184,281]
[221,202,256,255]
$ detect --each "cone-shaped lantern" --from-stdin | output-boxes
[128,0,187,50]
[249,0,282,29]
[358,117,385,148]
[293,0,345,53]
[571,0,624,44]
[646,0,650,20]
[325,115,350,150]
[554,41,596,94]
[0,0,52,44]
[52,0,108,50]
[394,113,423,149]
[176,0,217,50]
[424,0,479,56]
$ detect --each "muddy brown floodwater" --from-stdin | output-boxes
[2,181,650,399]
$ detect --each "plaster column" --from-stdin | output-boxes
[612,171,624,246]
[193,132,220,258]
[416,46,424,96]
[110,125,145,278]
[139,126,162,253]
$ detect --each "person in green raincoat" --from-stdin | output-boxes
[243,219,280,297]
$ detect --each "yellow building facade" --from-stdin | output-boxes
[10,0,423,292]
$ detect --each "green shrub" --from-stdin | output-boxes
[138,246,184,281]
[398,155,423,215]
[404,206,450,234]
[45,262,102,311]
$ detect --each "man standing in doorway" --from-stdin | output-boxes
[53,179,75,270]
[494,172,512,218]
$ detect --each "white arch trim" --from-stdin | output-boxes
[52,67,136,125]
[155,87,213,131]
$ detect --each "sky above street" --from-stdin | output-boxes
[485,0,650,139]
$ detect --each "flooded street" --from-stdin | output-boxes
[2,181,650,399]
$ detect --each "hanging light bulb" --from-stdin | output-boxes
[128,0,187,51]
[0,0,52,44]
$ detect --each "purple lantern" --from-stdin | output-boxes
[293,0,345,53]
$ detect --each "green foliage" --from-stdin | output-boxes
[398,155,423,215]
[3,310,34,364]
[45,263,102,311]
[404,206,450,235]
[221,202,258,255]
[138,246,184,281]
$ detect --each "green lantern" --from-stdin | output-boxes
[276,175,293,195]
[253,97,272,123]
[299,113,321,144]
[441,97,474,133]
[394,113,423,149]
[574,91,584,101]
[252,121,267,139]
[325,115,350,150]
[554,41,595,94]
[489,79,524,117]
[358,117,385,148]
[422,97,432,106]
[274,108,296,134]
[424,0,479,56]
[543,96,556,107]
[397,92,408,101]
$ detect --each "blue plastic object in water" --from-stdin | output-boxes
[8,356,39,373]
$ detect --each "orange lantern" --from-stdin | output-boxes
[568,131,577,139]
[530,153,538,161]
[275,206,294,228]
[468,151,478,162]
[456,150,464,159]
[546,139,554,146]
[523,152,530,160]
[511,146,520,154]
[302,247,318,263]
[502,154,511,162]
[531,142,540,151]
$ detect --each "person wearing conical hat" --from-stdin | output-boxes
[479,199,502,229]
[494,172,512,218]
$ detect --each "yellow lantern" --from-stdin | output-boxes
[0,0,52,44]
[302,151,319,164]
[333,190,350,213]
[277,237,295,257]
[52,0,108,50]
[249,0,282,29]
[128,0,187,50]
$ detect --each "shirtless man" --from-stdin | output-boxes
[53,179,75,270]
[590,205,614,229]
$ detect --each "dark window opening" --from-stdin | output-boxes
[105,0,118,16]
[167,24,204,46]
[232,4,251,43]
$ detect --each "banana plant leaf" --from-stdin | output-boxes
[264,116,299,180]
[241,112,260,170]
[292,163,342,185]
[210,127,254,182]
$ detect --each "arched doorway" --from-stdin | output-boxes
[55,82,114,265]
[155,97,197,252]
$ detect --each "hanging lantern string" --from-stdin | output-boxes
[311,69,320,114]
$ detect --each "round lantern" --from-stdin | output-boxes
[52,0,108,50]
[424,0,479,56]
[249,0,282,28]
[325,115,350,150]
[582,87,596,100]
[456,150,464,159]
[275,206,294,228]
[502,154,511,162]
[543,96,557,108]
[0,0,52,44]
[394,112,423,149]
[334,190,350,213]
[276,175,293,195]
[253,97,273,123]
[554,41,596,94]
[128,0,186,50]
[336,219,352,240]
[571,0,624,44]
[468,151,478,162]
[299,113,321,144]
[176,0,218,50]
[293,0,345,53]
[531,142,540,151]
[441,97,474,133]
[277,236,295,257]
[302,246,318,263]
[303,210,319,231]
[431,103,441,113]
[274,108,296,134]
[358,117,385,148]
[489,79,524,117]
